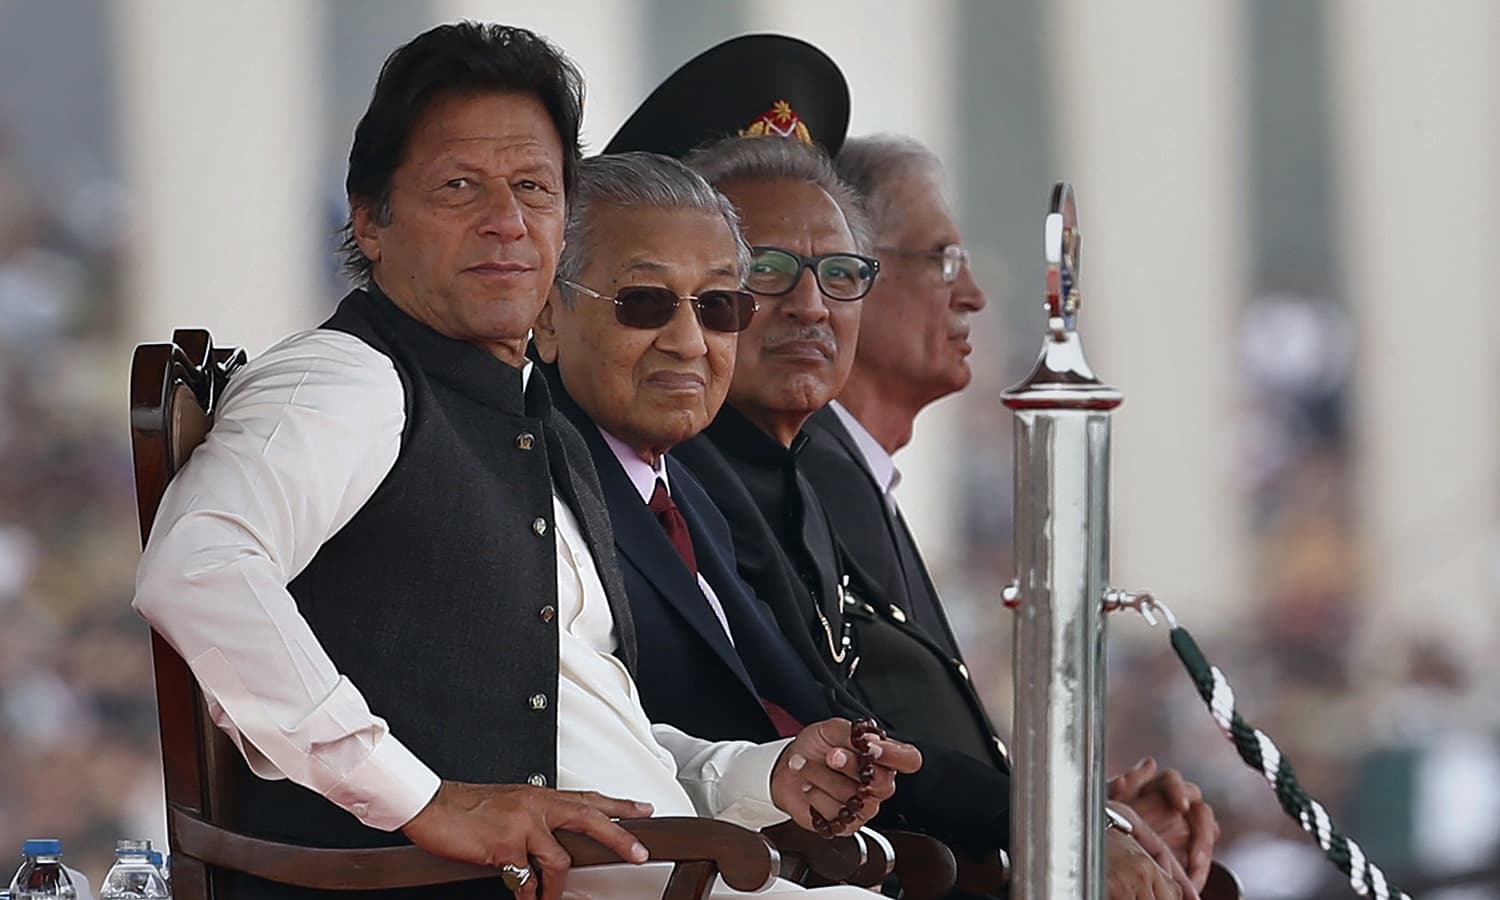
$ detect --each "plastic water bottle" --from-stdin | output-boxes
[98,842,168,900]
[143,854,165,892]
[9,839,76,899]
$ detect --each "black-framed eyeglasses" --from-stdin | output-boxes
[876,243,970,283]
[745,246,880,302]
[557,279,758,333]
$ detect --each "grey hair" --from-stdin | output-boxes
[684,136,874,254]
[556,152,751,305]
[833,134,944,238]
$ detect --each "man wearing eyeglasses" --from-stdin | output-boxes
[534,147,1046,887]
[801,135,1220,892]
[799,136,1000,765]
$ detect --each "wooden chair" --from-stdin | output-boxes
[129,329,792,900]
[125,329,994,900]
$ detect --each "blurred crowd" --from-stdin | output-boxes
[0,131,165,881]
[0,111,1498,893]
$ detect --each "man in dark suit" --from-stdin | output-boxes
[531,149,1027,863]
[816,135,1220,889]
[581,33,1211,897]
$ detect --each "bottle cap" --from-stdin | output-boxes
[21,839,62,856]
[115,839,152,856]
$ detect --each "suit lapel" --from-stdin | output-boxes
[537,364,761,696]
[810,409,941,631]
[604,455,759,695]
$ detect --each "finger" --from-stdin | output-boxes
[568,790,656,820]
[1151,842,1196,900]
[1110,757,1158,800]
[1150,769,1196,812]
[1164,855,1197,900]
[801,754,866,804]
[1124,811,1171,861]
[811,717,853,751]
[527,828,571,900]
[548,802,650,865]
[1184,802,1218,888]
[799,784,856,832]
[864,764,899,802]
[866,739,922,774]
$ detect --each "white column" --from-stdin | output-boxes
[1330,0,1500,665]
[429,1,648,153]
[1047,0,1252,633]
[111,1,326,357]
[746,0,965,577]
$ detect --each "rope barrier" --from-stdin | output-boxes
[1118,594,1413,900]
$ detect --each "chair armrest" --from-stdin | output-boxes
[845,828,896,886]
[169,805,779,893]
[761,820,865,883]
[1202,860,1244,900]
[883,831,959,900]
[953,846,1010,898]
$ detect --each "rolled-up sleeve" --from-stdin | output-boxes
[133,329,440,831]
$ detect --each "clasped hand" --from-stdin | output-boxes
[769,717,923,836]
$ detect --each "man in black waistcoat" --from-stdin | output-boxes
[133,23,919,900]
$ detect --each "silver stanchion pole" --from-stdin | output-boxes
[1002,183,1121,900]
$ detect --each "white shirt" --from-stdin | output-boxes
[829,401,902,503]
[597,428,735,642]
[134,328,789,834]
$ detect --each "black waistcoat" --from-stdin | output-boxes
[232,287,635,898]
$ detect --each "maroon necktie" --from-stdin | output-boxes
[647,479,802,738]
[649,479,698,575]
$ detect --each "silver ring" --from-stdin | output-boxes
[500,863,533,892]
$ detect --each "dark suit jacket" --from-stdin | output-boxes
[544,368,835,742]
[672,407,1012,856]
[800,406,1009,770]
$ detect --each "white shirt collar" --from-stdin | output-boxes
[600,427,667,503]
[830,401,901,497]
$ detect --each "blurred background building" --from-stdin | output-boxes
[0,0,1496,895]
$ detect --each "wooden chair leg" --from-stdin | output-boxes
[662,859,718,900]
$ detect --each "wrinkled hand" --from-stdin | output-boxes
[401,781,654,900]
[1106,823,1182,900]
[1109,757,1219,889]
[1110,801,1199,900]
[770,718,922,836]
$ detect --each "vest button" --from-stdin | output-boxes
[532,517,549,536]
[888,604,908,623]
[539,604,556,624]
[994,736,1011,765]
[956,662,971,681]
[516,432,535,450]
[527,772,547,787]
[529,692,549,711]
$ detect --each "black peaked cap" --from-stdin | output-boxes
[604,33,850,159]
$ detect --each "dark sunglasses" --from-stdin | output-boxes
[746,246,880,302]
[557,279,758,333]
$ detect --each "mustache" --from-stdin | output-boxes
[760,325,837,353]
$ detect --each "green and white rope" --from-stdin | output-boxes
[1125,595,1413,900]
